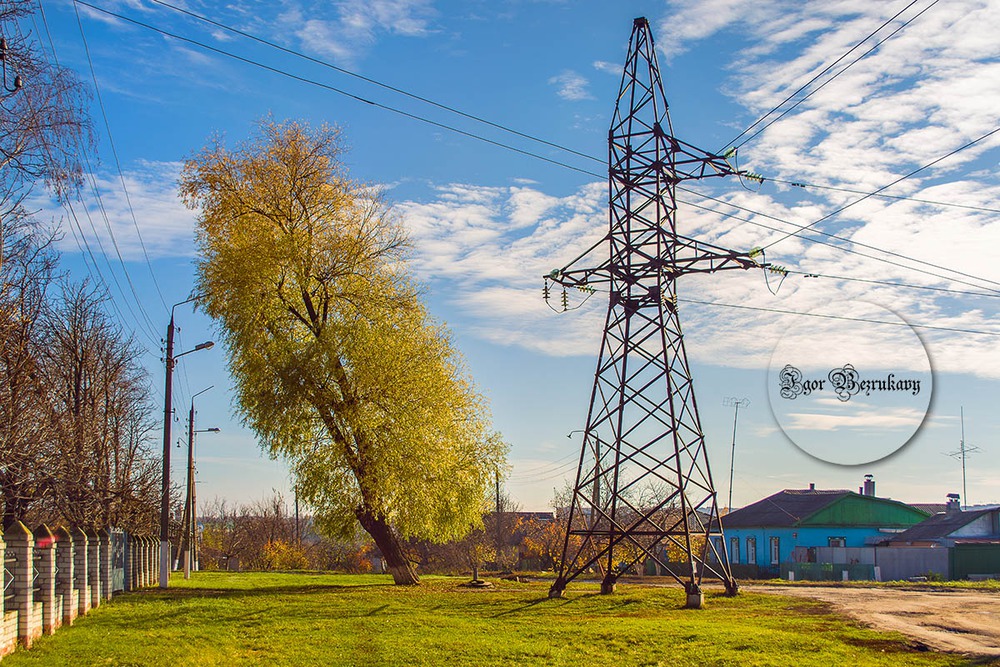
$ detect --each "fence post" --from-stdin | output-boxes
[54,527,76,626]
[33,525,58,635]
[7,521,40,648]
[153,535,161,585]
[73,527,90,615]
[140,536,149,588]
[0,525,16,657]
[100,529,113,601]
[133,534,142,590]
[123,531,133,592]
[86,529,101,609]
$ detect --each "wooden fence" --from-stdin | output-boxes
[1,522,158,659]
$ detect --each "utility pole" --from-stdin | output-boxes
[160,313,176,589]
[180,386,217,579]
[723,397,750,513]
[545,17,762,605]
[161,296,213,588]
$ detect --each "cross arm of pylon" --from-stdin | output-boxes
[670,233,765,275]
[544,261,612,290]
[668,137,744,182]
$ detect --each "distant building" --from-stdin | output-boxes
[879,504,1000,580]
[719,478,929,578]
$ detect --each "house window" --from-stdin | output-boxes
[746,537,757,564]
[828,537,846,548]
[709,537,722,564]
[730,537,740,564]
[770,537,780,565]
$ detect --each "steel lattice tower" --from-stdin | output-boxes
[545,17,758,604]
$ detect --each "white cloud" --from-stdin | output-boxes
[657,0,755,59]
[784,406,927,432]
[592,60,619,75]
[398,181,607,356]
[284,0,435,65]
[41,161,197,261]
[548,70,593,101]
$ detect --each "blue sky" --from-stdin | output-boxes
[20,0,1000,511]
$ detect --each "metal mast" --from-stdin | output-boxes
[545,17,758,604]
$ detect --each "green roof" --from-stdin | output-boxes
[801,494,929,528]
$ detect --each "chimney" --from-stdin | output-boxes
[946,493,961,513]
[863,474,875,497]
[808,483,815,491]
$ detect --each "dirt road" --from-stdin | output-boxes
[751,584,1000,657]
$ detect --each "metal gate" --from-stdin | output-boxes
[110,529,128,592]
[952,544,1000,579]
[3,550,15,611]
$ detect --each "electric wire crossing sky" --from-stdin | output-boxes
[545,18,762,603]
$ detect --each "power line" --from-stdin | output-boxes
[73,1,1000,301]
[132,0,997,224]
[678,187,1000,296]
[13,12,161,349]
[764,176,1000,216]
[549,277,1000,337]
[727,0,939,150]
[73,0,170,314]
[761,126,1000,252]
[782,268,1000,300]
[30,4,161,343]
[679,297,1000,337]
[145,0,604,168]
[72,0,602,180]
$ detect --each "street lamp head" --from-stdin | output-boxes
[207,428,221,433]
[194,341,214,351]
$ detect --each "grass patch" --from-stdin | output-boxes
[3,572,992,666]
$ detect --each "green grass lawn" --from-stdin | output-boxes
[3,572,993,666]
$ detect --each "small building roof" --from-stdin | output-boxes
[722,489,851,528]
[886,508,996,543]
[910,503,949,514]
[722,488,929,529]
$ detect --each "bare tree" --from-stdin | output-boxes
[29,281,158,531]
[0,0,93,216]
[0,213,56,524]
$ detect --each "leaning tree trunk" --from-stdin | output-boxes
[356,506,419,585]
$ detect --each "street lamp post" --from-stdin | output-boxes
[161,297,213,589]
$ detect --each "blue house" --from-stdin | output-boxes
[719,483,930,577]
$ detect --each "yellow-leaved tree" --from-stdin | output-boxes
[180,119,506,585]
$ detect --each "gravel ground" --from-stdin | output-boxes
[750,584,1000,657]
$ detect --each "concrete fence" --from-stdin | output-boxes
[0,523,158,659]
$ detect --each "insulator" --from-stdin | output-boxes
[561,288,569,311]
[543,281,551,301]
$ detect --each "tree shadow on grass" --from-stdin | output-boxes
[490,591,605,618]
[127,581,394,601]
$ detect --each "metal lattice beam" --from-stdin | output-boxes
[545,17,758,603]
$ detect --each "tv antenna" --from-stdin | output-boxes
[945,407,980,507]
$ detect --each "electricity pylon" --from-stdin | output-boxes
[544,17,759,605]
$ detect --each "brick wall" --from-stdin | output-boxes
[0,524,158,661]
